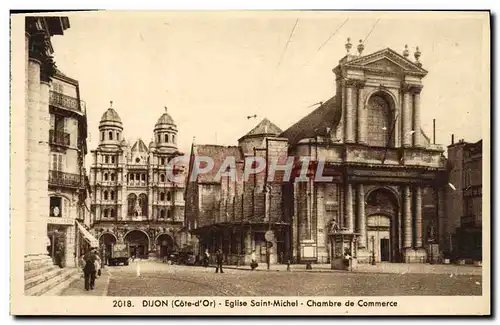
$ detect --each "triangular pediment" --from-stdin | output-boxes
[344,48,428,76]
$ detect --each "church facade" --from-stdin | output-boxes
[89,106,188,260]
[185,41,448,264]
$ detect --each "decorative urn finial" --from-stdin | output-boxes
[345,37,352,54]
[414,46,422,66]
[403,44,409,58]
[357,39,364,56]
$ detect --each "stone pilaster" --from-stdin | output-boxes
[345,80,356,143]
[403,185,412,248]
[356,82,366,144]
[64,225,76,267]
[345,183,354,232]
[356,184,366,248]
[402,84,412,148]
[412,86,423,147]
[414,186,423,248]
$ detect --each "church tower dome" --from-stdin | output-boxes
[98,101,123,147]
[153,106,178,153]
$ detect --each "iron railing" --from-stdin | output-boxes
[49,170,82,188]
[49,91,85,113]
[49,129,70,146]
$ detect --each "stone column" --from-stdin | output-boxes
[356,82,366,144]
[415,186,423,248]
[402,84,412,148]
[412,87,423,147]
[345,183,354,232]
[403,185,412,248]
[345,80,355,143]
[25,56,49,259]
[356,184,366,248]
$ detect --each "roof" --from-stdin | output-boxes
[280,96,340,145]
[131,138,149,153]
[100,108,122,124]
[189,145,243,184]
[155,112,176,127]
[239,118,282,141]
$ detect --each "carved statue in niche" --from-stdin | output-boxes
[327,219,339,233]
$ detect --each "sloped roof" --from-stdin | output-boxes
[239,118,282,141]
[131,138,148,153]
[190,145,243,184]
[280,96,340,145]
[100,108,122,124]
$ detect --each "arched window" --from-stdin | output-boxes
[172,134,176,143]
[166,209,170,219]
[110,173,115,181]
[161,157,165,165]
[160,174,165,182]
[117,132,120,141]
[167,192,171,201]
[105,156,109,163]
[366,94,394,147]
[160,209,165,219]
[109,131,113,140]
[141,174,146,181]
[157,134,161,143]
[104,209,109,218]
[160,192,165,201]
[127,193,137,216]
[104,173,108,181]
[110,191,115,200]
[165,134,169,142]
[110,209,115,218]
[101,132,104,141]
[103,191,108,200]
[139,193,148,216]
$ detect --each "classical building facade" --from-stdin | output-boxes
[47,70,91,268]
[446,138,482,261]
[89,106,188,260]
[186,42,448,265]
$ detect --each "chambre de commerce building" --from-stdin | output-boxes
[89,106,189,260]
[185,41,448,265]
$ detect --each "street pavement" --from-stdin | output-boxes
[59,260,483,297]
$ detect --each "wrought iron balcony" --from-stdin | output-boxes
[49,91,85,113]
[49,170,82,188]
[49,130,70,146]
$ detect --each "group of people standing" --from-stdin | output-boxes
[81,247,102,291]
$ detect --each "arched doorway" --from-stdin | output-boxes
[99,233,117,265]
[365,188,399,262]
[366,92,396,147]
[124,230,149,259]
[156,234,174,258]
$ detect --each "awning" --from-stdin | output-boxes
[76,220,99,247]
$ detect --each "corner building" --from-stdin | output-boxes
[90,106,188,260]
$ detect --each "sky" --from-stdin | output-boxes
[49,11,488,168]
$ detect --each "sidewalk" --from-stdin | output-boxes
[59,269,111,296]
[218,262,483,276]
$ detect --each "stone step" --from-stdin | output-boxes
[25,264,55,281]
[43,270,81,296]
[25,267,65,291]
[25,268,77,296]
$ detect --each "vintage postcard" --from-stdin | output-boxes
[10,10,490,316]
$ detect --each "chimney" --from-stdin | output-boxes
[451,134,454,145]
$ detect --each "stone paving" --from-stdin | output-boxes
[60,269,111,296]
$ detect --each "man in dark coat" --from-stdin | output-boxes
[215,249,224,273]
[83,248,97,290]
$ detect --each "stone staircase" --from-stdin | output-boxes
[25,263,79,296]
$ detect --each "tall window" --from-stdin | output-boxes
[160,209,165,219]
[111,156,116,164]
[161,157,165,165]
[157,134,161,142]
[51,153,64,171]
[101,132,104,141]
[165,134,169,142]
[109,131,113,140]
[172,134,176,143]
[160,174,165,182]
[104,173,108,181]
[127,194,137,216]
[366,94,393,147]
[139,193,148,216]
[110,191,115,200]
[49,197,62,217]
[117,132,120,141]
[167,192,171,201]
[103,191,108,200]
[111,173,115,181]
[105,156,109,164]
[110,209,115,218]
[160,192,165,201]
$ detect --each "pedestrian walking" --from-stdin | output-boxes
[250,249,258,271]
[215,249,224,273]
[83,247,97,291]
[203,249,210,267]
[95,252,102,277]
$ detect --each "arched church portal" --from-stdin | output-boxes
[124,230,149,259]
[156,234,174,258]
[365,188,399,262]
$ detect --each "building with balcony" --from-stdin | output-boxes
[186,41,449,266]
[89,106,188,261]
[47,69,93,268]
[446,138,482,262]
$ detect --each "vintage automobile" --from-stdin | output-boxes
[108,243,130,266]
